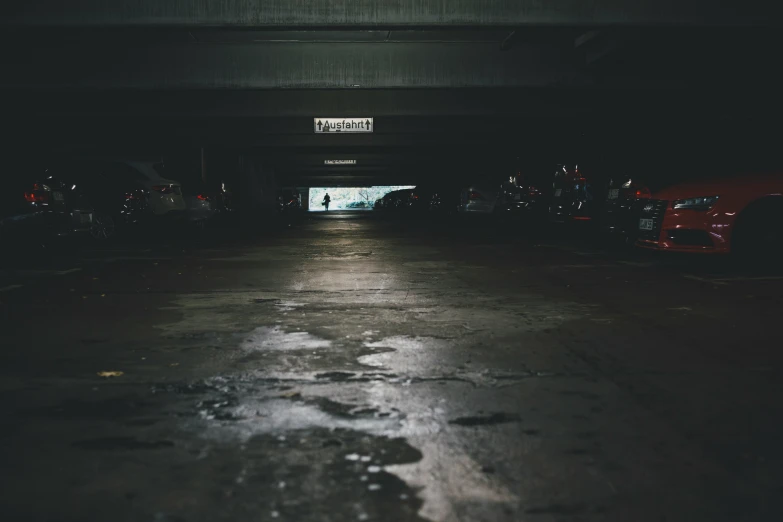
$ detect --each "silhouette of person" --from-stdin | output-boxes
[323,193,331,211]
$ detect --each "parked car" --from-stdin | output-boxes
[380,189,414,210]
[0,170,95,246]
[46,162,145,239]
[277,189,302,214]
[548,164,596,224]
[634,173,783,255]
[407,185,437,213]
[430,187,462,217]
[458,184,500,215]
[182,180,219,227]
[49,160,186,238]
[493,173,549,220]
[123,161,187,218]
[600,176,652,239]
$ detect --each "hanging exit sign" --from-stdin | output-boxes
[324,160,357,165]
[314,118,373,133]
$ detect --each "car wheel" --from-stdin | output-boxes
[90,214,116,241]
[732,199,783,261]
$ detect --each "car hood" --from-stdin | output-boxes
[153,178,181,186]
[138,177,181,189]
[652,173,780,200]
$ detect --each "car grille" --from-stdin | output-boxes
[635,199,668,241]
[667,229,713,247]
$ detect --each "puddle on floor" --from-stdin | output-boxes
[358,336,450,372]
[241,326,331,352]
[274,300,305,312]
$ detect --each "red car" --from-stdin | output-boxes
[635,173,783,254]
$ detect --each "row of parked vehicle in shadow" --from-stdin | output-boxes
[1,159,235,250]
[374,164,783,259]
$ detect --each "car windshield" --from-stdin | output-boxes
[152,162,166,178]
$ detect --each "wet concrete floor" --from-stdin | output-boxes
[2,212,783,521]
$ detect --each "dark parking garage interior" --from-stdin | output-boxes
[3,2,783,521]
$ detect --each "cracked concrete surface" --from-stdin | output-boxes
[2,213,783,521]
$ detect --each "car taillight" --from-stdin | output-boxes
[24,183,51,203]
[635,187,652,199]
[197,194,210,201]
[152,185,174,194]
[24,192,49,203]
[468,191,483,200]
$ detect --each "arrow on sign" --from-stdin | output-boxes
[317,120,323,131]
[365,119,371,129]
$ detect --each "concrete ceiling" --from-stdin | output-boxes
[3,0,779,27]
[4,1,783,186]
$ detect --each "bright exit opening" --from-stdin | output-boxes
[309,186,415,212]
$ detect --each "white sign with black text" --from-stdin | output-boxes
[314,118,373,133]
[324,160,358,165]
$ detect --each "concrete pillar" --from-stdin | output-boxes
[200,147,207,184]
[237,154,280,229]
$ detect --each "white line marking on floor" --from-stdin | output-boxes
[682,274,729,285]
[714,276,783,283]
[616,260,656,267]
[683,274,783,285]
[80,248,153,254]
[0,284,23,292]
[97,256,173,263]
[552,264,615,269]
[11,269,81,277]
[56,268,82,275]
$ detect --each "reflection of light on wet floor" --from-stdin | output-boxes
[362,381,519,521]
[274,300,304,312]
[241,326,330,351]
[359,336,449,372]
[197,399,399,441]
[179,332,525,520]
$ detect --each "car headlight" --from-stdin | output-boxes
[672,195,719,211]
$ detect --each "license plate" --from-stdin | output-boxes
[80,213,92,223]
[53,192,64,201]
[513,194,521,201]
[639,218,654,231]
[554,189,562,197]
[607,189,620,200]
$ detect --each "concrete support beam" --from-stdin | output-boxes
[2,1,777,27]
[574,30,621,67]
[3,89,596,119]
[3,42,575,89]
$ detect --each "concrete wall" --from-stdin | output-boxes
[4,0,772,26]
